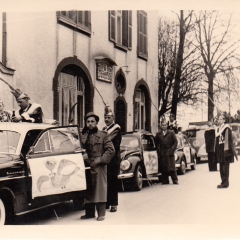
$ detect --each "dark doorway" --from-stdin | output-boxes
[115,99,127,133]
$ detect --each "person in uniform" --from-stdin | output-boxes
[102,106,122,213]
[0,99,11,122]
[80,112,115,221]
[204,119,217,171]
[215,114,236,188]
[10,89,43,123]
[167,113,178,134]
[155,121,179,185]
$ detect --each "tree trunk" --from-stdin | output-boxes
[208,75,214,121]
[171,10,185,116]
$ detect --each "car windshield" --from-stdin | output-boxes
[121,136,139,148]
[0,130,20,154]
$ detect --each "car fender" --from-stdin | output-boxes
[0,187,16,213]
[127,156,146,178]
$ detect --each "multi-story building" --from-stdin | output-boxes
[0,10,158,134]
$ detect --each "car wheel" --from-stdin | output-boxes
[191,155,197,170]
[177,160,186,175]
[0,198,6,225]
[133,164,143,191]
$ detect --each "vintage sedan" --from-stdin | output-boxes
[175,133,197,175]
[0,122,89,225]
[118,131,161,191]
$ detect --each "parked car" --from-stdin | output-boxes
[175,133,197,175]
[183,126,208,163]
[0,122,90,225]
[118,131,161,191]
[229,123,240,155]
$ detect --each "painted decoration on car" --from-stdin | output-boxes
[143,151,158,175]
[183,147,191,163]
[28,154,86,199]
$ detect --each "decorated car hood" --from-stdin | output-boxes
[120,147,140,159]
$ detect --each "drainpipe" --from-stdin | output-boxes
[2,12,6,65]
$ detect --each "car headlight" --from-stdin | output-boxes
[174,154,178,161]
[120,160,131,171]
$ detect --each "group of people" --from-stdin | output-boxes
[204,114,238,188]
[80,107,122,221]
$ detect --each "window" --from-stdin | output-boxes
[58,72,85,127]
[109,10,132,50]
[142,135,155,149]
[137,11,148,59]
[134,88,146,130]
[57,11,91,34]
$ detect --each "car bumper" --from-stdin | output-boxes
[175,163,180,168]
[200,155,208,161]
[118,173,134,179]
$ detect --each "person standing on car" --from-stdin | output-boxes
[0,99,11,122]
[167,113,178,134]
[102,106,122,213]
[10,88,43,123]
[215,114,236,188]
[155,121,179,185]
[204,119,217,171]
[81,112,115,221]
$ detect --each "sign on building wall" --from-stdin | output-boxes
[96,61,113,83]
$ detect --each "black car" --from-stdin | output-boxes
[118,131,161,191]
[0,122,90,224]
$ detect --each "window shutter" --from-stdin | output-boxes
[109,11,116,42]
[128,11,132,50]
[84,11,91,29]
[122,11,128,47]
[78,11,83,24]
[137,11,141,56]
[143,13,147,57]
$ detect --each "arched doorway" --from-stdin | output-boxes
[53,57,94,128]
[133,79,151,132]
[115,96,127,133]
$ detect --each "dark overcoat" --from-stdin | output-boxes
[204,128,215,153]
[155,129,178,172]
[81,129,115,203]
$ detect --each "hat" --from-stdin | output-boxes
[104,106,114,116]
[10,88,30,100]
[84,112,100,122]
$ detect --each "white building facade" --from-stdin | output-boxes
[0,10,158,134]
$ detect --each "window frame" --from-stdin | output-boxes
[57,11,92,35]
[137,10,148,60]
[109,10,132,51]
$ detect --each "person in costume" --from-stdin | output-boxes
[167,113,178,134]
[204,119,217,171]
[80,112,115,221]
[10,89,43,123]
[215,114,237,188]
[0,99,11,122]
[102,106,122,213]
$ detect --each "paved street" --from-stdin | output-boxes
[7,159,240,239]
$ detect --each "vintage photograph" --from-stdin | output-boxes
[0,0,240,239]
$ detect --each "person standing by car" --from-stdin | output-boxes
[155,121,179,185]
[204,119,217,171]
[81,112,115,221]
[0,99,11,122]
[10,89,43,123]
[215,114,236,188]
[102,106,122,213]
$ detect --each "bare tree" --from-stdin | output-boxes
[158,11,203,120]
[194,11,240,120]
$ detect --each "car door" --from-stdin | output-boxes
[141,135,158,175]
[26,126,86,208]
[182,136,191,164]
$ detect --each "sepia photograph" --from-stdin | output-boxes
[1,0,240,239]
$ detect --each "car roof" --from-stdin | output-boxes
[122,130,152,137]
[0,122,54,133]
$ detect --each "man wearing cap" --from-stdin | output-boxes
[11,89,43,123]
[102,106,122,213]
[81,112,115,221]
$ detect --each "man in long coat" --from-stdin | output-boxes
[204,120,217,171]
[102,106,122,213]
[215,114,236,188]
[81,112,115,221]
[155,121,178,184]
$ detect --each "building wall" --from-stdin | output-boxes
[3,10,158,134]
